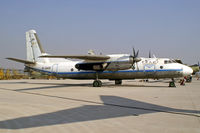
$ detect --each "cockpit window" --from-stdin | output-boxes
[164,59,177,64]
[171,60,177,63]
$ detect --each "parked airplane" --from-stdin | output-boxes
[190,62,200,74]
[7,30,193,87]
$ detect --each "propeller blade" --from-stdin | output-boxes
[130,47,141,64]
[136,50,139,57]
[132,47,136,57]
[149,51,151,58]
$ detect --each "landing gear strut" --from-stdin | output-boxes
[93,72,102,87]
[115,80,122,85]
[169,78,176,87]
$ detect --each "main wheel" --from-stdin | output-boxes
[93,80,102,87]
[115,80,122,85]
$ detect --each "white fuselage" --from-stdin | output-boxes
[8,30,193,84]
[26,55,193,80]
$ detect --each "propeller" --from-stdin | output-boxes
[149,50,157,58]
[130,47,141,62]
[130,47,141,70]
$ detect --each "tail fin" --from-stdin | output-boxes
[26,30,45,62]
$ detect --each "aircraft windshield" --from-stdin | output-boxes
[164,59,177,64]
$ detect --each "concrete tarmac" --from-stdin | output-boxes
[0,79,199,133]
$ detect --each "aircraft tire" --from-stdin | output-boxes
[93,80,102,87]
[169,81,176,87]
[115,80,122,85]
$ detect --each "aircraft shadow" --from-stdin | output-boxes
[0,95,199,129]
[14,82,167,91]
[1,81,168,91]
[104,84,167,88]
[14,83,93,91]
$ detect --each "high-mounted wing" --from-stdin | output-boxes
[40,55,110,61]
[6,58,35,64]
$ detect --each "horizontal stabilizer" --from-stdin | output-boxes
[40,55,110,61]
[6,58,35,64]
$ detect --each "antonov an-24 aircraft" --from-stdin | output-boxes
[7,30,193,87]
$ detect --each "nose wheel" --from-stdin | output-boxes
[169,78,176,87]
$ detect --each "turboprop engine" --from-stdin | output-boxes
[75,55,141,71]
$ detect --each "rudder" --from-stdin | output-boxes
[26,30,45,62]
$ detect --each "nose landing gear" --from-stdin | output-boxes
[169,78,176,87]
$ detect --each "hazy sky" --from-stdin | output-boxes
[0,0,200,69]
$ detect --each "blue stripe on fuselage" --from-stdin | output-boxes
[27,66,183,75]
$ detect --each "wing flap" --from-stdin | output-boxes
[6,58,35,64]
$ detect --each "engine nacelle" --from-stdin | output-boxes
[75,62,108,71]
[75,56,134,71]
[106,61,132,71]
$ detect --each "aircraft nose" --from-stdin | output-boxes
[183,66,193,76]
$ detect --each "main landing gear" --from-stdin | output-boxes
[93,72,102,87]
[169,78,176,87]
[92,72,123,87]
[93,80,102,87]
[115,80,122,85]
